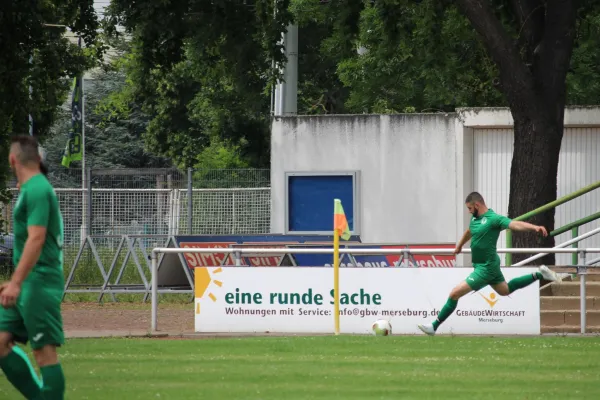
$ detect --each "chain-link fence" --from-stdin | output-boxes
[0,168,271,277]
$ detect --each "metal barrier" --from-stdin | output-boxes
[505,180,600,266]
[512,226,600,267]
[65,237,452,302]
[150,247,600,334]
[64,234,177,302]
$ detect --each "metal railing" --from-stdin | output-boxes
[150,247,600,335]
[506,180,600,266]
[512,226,600,267]
[549,212,600,265]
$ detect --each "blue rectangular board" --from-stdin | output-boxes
[288,174,354,232]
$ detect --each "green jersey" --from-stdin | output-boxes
[12,173,64,277]
[469,209,511,265]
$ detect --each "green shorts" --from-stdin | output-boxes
[465,263,506,292]
[0,271,64,350]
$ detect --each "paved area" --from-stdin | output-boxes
[61,302,600,339]
[62,302,193,337]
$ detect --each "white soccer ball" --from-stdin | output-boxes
[371,319,392,336]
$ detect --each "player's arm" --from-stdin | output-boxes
[454,228,471,255]
[457,228,472,246]
[508,220,548,236]
[9,189,49,281]
[1,190,49,306]
[0,225,46,306]
[11,226,47,285]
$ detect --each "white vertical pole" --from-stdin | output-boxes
[274,24,298,116]
[270,0,277,116]
[580,251,587,334]
[80,37,88,244]
[151,252,158,332]
[82,67,86,190]
[232,192,236,234]
[283,24,298,116]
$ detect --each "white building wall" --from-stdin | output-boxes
[472,128,513,264]
[270,114,460,244]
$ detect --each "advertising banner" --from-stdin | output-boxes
[174,235,455,268]
[325,244,456,268]
[194,267,540,335]
[175,234,362,268]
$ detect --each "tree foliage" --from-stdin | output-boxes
[0,0,103,231]
[42,37,172,188]
[292,0,600,113]
[103,0,294,169]
[103,0,600,172]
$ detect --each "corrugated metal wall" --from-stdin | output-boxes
[473,128,600,266]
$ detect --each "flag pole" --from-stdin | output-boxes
[333,224,340,335]
[81,36,85,183]
[333,198,350,336]
[80,36,88,242]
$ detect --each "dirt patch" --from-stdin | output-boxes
[62,302,195,336]
[60,302,326,339]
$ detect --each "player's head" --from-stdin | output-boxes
[9,135,43,176]
[465,192,486,218]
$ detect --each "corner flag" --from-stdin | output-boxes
[332,198,351,335]
[334,199,351,240]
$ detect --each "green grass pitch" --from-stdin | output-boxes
[1,336,599,399]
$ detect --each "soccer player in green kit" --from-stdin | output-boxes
[0,135,65,399]
[418,192,559,336]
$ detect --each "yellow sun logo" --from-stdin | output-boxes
[479,291,499,308]
[195,267,223,314]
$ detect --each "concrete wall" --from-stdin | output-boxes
[271,107,600,266]
[270,114,461,244]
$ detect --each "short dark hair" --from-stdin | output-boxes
[465,191,485,204]
[10,135,40,165]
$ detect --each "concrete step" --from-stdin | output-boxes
[541,296,600,311]
[540,284,554,296]
[541,310,600,326]
[548,281,600,296]
[541,325,600,334]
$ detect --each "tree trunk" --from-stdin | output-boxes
[453,0,577,266]
[507,108,564,265]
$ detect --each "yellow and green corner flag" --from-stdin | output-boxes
[333,198,350,335]
[334,199,351,240]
